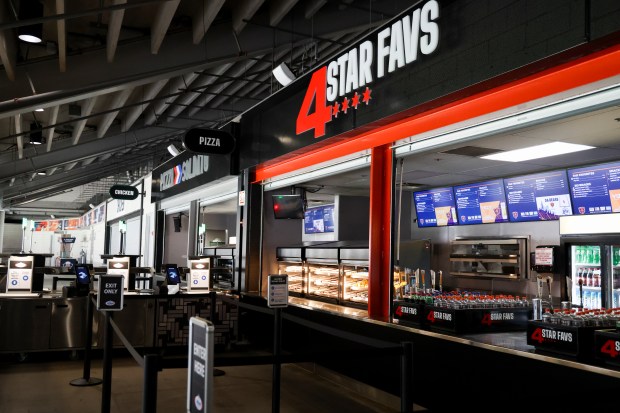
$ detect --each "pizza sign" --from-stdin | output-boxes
[296,0,440,139]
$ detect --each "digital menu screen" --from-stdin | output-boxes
[454,179,509,225]
[504,170,573,221]
[413,187,458,227]
[304,204,335,234]
[568,161,620,215]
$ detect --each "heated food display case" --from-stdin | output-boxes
[340,242,369,307]
[305,244,340,304]
[276,245,306,297]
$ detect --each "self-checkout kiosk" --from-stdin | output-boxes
[4,255,35,294]
[187,258,211,291]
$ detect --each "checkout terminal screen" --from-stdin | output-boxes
[166,267,181,285]
[75,265,91,285]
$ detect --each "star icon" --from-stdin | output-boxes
[362,87,372,104]
[351,92,360,109]
[341,96,350,114]
[332,101,341,117]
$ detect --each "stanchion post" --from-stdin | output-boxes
[400,341,413,413]
[71,294,103,386]
[143,354,159,413]
[272,307,282,413]
[209,291,225,377]
[101,312,113,413]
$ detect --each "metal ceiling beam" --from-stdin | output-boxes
[45,105,60,152]
[56,0,67,72]
[270,0,300,27]
[144,72,199,126]
[97,88,133,138]
[192,0,225,45]
[121,79,168,132]
[0,1,16,81]
[72,97,97,145]
[232,0,266,34]
[107,0,127,63]
[151,0,180,54]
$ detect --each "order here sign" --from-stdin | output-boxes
[187,317,214,413]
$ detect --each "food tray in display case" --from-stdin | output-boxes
[276,246,307,297]
[305,245,340,303]
[340,244,369,307]
[306,263,340,302]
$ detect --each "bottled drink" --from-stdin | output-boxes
[575,246,582,263]
[593,269,601,288]
[593,246,600,265]
[586,246,593,264]
[586,268,593,287]
[613,248,620,266]
[576,268,584,286]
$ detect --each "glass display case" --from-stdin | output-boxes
[449,237,529,279]
[276,246,306,297]
[340,245,369,307]
[305,246,340,303]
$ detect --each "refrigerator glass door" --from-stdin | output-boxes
[611,245,620,308]
[571,244,602,309]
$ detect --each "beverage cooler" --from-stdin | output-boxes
[276,246,306,297]
[561,235,620,309]
[305,244,340,304]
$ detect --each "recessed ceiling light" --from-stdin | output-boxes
[35,108,44,112]
[37,171,46,176]
[480,142,595,162]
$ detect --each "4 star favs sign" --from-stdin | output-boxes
[295,0,439,139]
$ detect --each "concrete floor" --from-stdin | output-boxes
[0,352,411,413]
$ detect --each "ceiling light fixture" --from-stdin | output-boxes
[50,214,55,219]
[167,144,180,157]
[36,171,46,176]
[17,0,44,44]
[89,203,96,209]
[480,142,595,162]
[272,62,296,87]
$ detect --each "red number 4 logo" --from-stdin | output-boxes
[296,67,332,139]
[600,340,619,358]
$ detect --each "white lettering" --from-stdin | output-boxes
[376,27,390,78]
[403,10,421,63]
[388,20,405,73]
[326,61,339,102]
[199,136,221,147]
[345,48,359,94]
[358,41,373,87]
[193,360,205,378]
[420,1,440,55]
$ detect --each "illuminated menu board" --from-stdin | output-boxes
[413,187,458,228]
[568,161,620,215]
[454,179,509,225]
[504,170,573,221]
[304,205,335,234]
